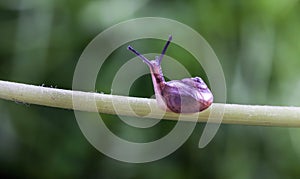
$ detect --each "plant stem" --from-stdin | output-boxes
[0,80,299,127]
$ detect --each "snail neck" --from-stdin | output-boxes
[150,64,165,84]
[149,64,165,95]
[150,66,167,110]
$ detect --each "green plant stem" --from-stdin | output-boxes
[0,80,299,127]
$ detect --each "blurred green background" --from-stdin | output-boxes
[1,0,300,178]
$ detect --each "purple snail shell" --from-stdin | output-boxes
[127,35,213,113]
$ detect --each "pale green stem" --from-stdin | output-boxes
[0,80,299,127]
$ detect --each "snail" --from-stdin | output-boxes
[127,35,213,113]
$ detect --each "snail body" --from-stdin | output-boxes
[127,35,213,113]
